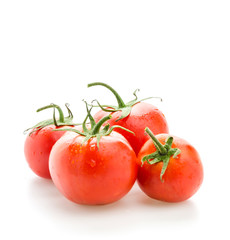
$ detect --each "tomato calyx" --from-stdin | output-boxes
[87,82,162,121]
[24,103,78,135]
[55,101,134,150]
[142,128,181,182]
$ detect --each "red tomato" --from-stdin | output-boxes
[24,125,67,178]
[88,82,169,155]
[49,108,138,205]
[137,130,203,202]
[49,130,137,205]
[94,102,168,155]
[24,103,75,179]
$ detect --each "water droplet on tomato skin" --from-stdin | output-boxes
[69,144,80,154]
[88,159,96,168]
[90,144,96,152]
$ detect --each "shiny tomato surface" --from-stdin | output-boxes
[49,131,138,205]
[94,102,169,155]
[24,125,66,178]
[137,134,203,202]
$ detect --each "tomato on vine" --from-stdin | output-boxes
[49,103,138,205]
[137,128,203,202]
[87,82,169,155]
[24,103,76,179]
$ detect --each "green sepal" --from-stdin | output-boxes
[54,101,134,151]
[87,82,162,121]
[141,128,181,182]
[24,103,79,135]
[106,125,135,136]
[53,128,86,136]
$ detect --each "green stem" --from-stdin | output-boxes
[87,82,126,108]
[91,115,112,134]
[145,127,167,155]
[65,103,73,119]
[83,100,96,127]
[37,104,65,123]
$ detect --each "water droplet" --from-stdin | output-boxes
[90,144,96,152]
[89,159,96,167]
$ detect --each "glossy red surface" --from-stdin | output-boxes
[94,102,169,155]
[137,134,204,202]
[24,125,67,178]
[49,131,138,205]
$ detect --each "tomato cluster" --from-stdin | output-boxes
[24,82,203,205]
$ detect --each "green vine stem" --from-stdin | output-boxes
[24,103,76,135]
[91,115,112,134]
[88,82,126,108]
[142,127,181,182]
[37,103,65,123]
[54,101,134,150]
[145,128,167,155]
[87,82,162,121]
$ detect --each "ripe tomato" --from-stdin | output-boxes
[49,110,138,205]
[24,125,67,178]
[137,128,203,202]
[24,103,75,179]
[94,102,168,155]
[88,82,169,155]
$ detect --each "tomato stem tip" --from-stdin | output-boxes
[142,128,181,182]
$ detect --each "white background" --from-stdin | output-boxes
[0,1,229,239]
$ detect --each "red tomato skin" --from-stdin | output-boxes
[137,134,203,202]
[24,125,66,179]
[49,131,138,205]
[94,102,169,155]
